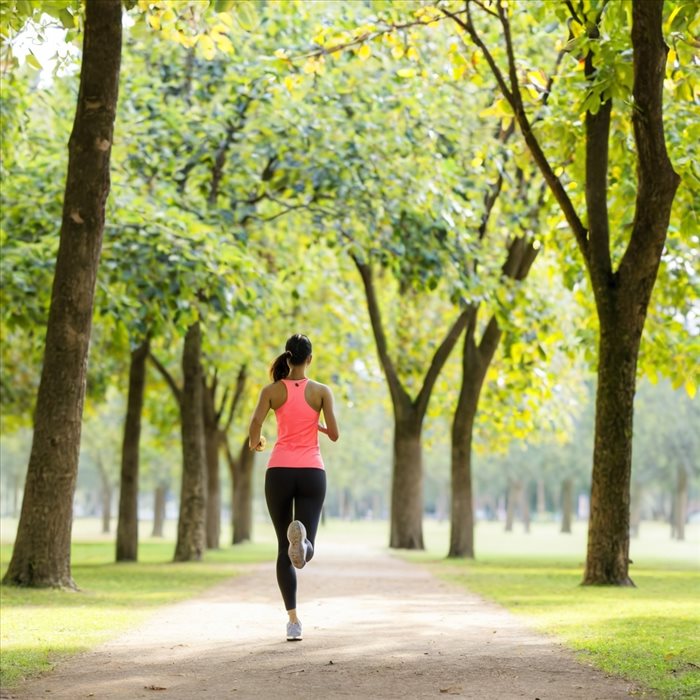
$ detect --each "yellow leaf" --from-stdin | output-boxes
[685,377,697,399]
[397,68,416,78]
[198,34,216,60]
[470,156,483,168]
[283,75,296,92]
[147,13,161,30]
[138,0,150,10]
[161,9,175,22]
[218,13,234,27]
[453,64,466,80]
[406,46,419,61]
[391,45,404,60]
[274,48,289,60]
[358,43,372,61]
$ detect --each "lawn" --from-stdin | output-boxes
[403,519,700,700]
[0,519,276,688]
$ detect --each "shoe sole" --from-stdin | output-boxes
[286,636,303,641]
[287,520,307,569]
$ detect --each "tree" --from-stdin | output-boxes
[2,0,122,588]
[439,0,682,584]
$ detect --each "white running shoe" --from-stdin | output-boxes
[287,619,302,641]
[287,520,308,569]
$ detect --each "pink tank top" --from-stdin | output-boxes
[267,379,324,469]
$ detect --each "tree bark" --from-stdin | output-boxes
[521,481,531,533]
[560,477,573,534]
[505,479,518,532]
[100,475,112,535]
[152,484,167,537]
[227,435,255,544]
[583,316,640,585]
[536,479,546,518]
[2,0,122,588]
[202,378,221,549]
[673,466,688,541]
[174,322,206,562]
[390,414,424,548]
[116,338,149,561]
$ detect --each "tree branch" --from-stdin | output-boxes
[149,352,182,405]
[619,0,680,284]
[224,364,247,432]
[415,307,470,420]
[352,255,408,408]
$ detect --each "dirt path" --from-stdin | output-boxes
[8,538,645,699]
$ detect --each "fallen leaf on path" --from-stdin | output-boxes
[144,685,167,691]
[439,685,463,695]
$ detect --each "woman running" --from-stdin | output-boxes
[248,333,339,641]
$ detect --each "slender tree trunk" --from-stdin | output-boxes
[536,479,546,518]
[230,436,254,544]
[674,466,688,541]
[630,481,642,538]
[174,322,206,562]
[116,339,149,561]
[583,318,640,585]
[152,484,167,537]
[522,482,531,533]
[390,416,424,549]
[2,0,122,588]
[100,480,112,534]
[560,477,573,534]
[202,383,220,549]
[505,479,519,532]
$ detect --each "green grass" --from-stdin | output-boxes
[0,520,275,688]
[402,520,700,700]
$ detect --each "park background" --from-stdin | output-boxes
[0,0,698,698]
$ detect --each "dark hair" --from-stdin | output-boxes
[270,334,313,382]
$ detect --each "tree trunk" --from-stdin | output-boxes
[151,484,166,537]
[536,479,546,518]
[505,479,519,532]
[174,322,206,562]
[390,415,424,549]
[630,481,642,538]
[230,436,255,544]
[202,382,220,549]
[116,338,149,561]
[522,482,531,533]
[560,477,573,534]
[101,481,112,534]
[2,0,122,589]
[583,319,640,586]
[674,466,688,541]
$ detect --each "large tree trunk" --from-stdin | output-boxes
[2,0,122,589]
[174,322,206,562]
[673,466,688,541]
[202,381,221,549]
[151,484,167,538]
[116,339,149,561]
[583,319,640,585]
[560,477,573,534]
[228,436,255,544]
[390,415,424,549]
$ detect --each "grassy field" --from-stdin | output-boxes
[1,517,698,697]
[0,519,276,688]
[403,519,700,700]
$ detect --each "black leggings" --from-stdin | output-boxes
[265,467,326,611]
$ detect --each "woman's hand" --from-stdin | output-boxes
[318,423,328,435]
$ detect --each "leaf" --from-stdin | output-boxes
[234,0,258,31]
[358,43,371,61]
[685,377,697,400]
[213,0,235,12]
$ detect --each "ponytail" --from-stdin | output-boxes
[269,335,313,382]
[270,350,292,382]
